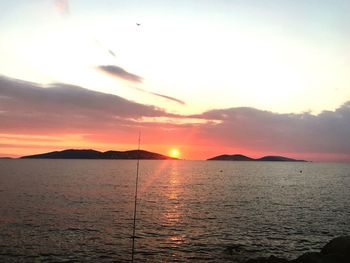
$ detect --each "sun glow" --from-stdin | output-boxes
[169,148,180,159]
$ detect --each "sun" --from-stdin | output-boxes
[169,148,180,158]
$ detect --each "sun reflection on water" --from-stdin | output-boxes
[161,162,187,253]
[163,162,183,222]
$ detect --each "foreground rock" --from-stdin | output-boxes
[321,236,350,257]
[246,255,289,263]
[245,236,350,263]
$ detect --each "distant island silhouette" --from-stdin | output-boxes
[1,151,306,161]
[20,149,178,160]
[208,154,306,162]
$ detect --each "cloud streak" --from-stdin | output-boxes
[131,85,186,105]
[98,65,185,105]
[98,65,143,83]
[94,39,118,58]
[151,92,185,105]
[108,49,117,58]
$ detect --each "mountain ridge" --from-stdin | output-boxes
[208,154,306,162]
[21,149,178,160]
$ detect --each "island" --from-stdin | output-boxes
[208,154,306,162]
[207,154,255,161]
[21,149,178,160]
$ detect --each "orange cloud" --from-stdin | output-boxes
[1,76,350,161]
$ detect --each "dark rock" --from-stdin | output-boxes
[244,236,350,263]
[224,244,244,255]
[323,253,349,263]
[246,255,289,263]
[292,252,323,263]
[321,236,350,257]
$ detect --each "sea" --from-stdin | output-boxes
[0,160,349,262]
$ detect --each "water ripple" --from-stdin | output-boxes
[0,160,349,262]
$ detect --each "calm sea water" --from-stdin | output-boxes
[0,160,349,262]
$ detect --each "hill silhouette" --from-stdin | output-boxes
[21,149,177,160]
[207,154,254,161]
[208,154,306,162]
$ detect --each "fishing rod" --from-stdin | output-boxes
[131,132,141,262]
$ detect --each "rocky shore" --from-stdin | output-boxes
[245,236,350,263]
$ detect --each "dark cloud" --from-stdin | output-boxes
[2,75,350,160]
[151,92,185,105]
[108,49,117,58]
[0,76,177,134]
[98,65,143,83]
[94,39,117,58]
[131,85,185,105]
[98,65,185,105]
[192,104,350,157]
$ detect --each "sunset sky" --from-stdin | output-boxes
[1,0,350,161]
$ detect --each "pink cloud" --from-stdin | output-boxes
[192,104,350,160]
[1,75,350,161]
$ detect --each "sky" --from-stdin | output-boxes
[1,0,350,161]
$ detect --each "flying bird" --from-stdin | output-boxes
[136,23,141,26]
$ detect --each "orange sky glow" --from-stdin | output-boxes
[1,1,350,161]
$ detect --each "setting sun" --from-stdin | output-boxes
[169,148,180,158]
